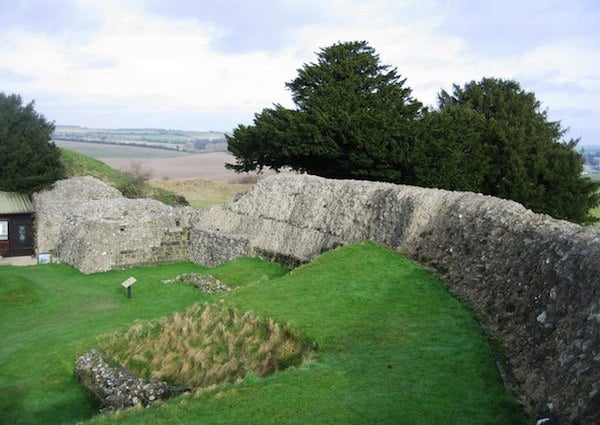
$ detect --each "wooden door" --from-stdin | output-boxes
[9,215,34,256]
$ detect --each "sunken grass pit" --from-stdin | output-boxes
[99,303,317,388]
[0,242,528,424]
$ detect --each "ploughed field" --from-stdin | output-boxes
[55,140,254,182]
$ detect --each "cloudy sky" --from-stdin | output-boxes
[1,0,599,145]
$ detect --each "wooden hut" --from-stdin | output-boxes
[0,191,35,257]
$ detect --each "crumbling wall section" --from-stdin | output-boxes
[32,174,599,423]
[58,197,193,274]
[32,176,122,255]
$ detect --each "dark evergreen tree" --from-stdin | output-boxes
[227,41,422,182]
[412,105,490,192]
[420,78,599,223]
[0,93,65,193]
[226,42,598,224]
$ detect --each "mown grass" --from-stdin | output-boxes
[0,242,528,424]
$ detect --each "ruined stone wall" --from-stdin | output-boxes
[33,177,193,273]
[190,174,599,424]
[58,197,193,274]
[32,176,122,255]
[32,174,599,423]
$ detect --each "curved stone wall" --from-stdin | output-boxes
[191,174,599,424]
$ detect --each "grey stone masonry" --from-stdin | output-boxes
[33,176,122,255]
[32,174,599,423]
[58,197,193,274]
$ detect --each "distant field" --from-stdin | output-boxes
[56,140,262,181]
[53,126,227,153]
[54,140,192,159]
[103,152,249,181]
[588,173,600,182]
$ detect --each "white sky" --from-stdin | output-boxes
[1,0,599,145]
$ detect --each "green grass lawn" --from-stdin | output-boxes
[0,242,527,424]
[588,175,600,224]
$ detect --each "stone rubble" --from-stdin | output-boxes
[74,349,189,411]
[161,273,231,293]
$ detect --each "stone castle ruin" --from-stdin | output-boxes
[33,174,599,424]
[33,177,192,273]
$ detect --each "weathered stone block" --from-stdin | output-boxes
[189,228,251,267]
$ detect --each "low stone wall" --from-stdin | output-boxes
[74,349,188,411]
[190,174,599,424]
[189,229,251,267]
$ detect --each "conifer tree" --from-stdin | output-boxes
[0,93,65,193]
[227,41,422,182]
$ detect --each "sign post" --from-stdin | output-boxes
[121,277,137,299]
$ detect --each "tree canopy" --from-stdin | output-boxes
[0,93,65,193]
[226,41,422,182]
[226,41,598,224]
[415,78,599,223]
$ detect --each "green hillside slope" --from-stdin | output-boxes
[59,148,187,205]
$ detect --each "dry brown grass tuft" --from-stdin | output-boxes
[98,304,317,389]
[148,178,253,208]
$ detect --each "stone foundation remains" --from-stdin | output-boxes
[74,349,188,411]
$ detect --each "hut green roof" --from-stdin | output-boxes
[0,191,35,214]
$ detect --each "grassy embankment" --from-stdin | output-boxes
[59,147,251,208]
[59,148,186,206]
[0,242,528,425]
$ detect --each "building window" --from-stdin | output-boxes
[18,225,27,242]
[0,220,7,241]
